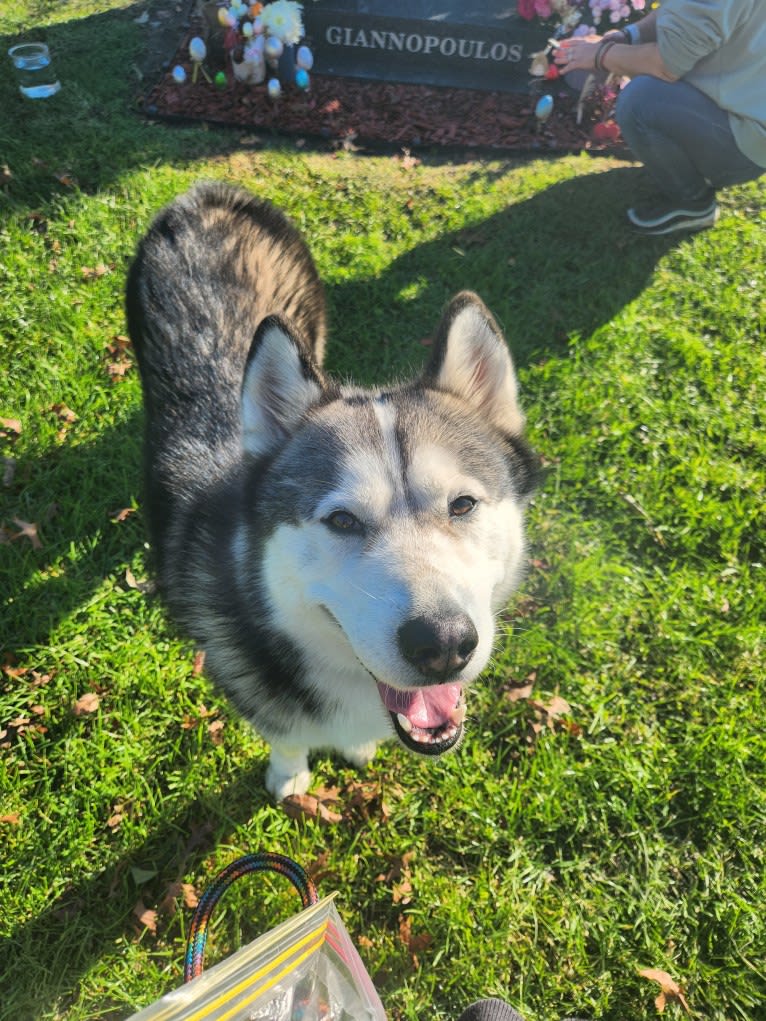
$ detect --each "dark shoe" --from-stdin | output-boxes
[627,193,719,235]
[456,1000,526,1021]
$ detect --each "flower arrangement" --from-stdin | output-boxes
[175,0,313,97]
[518,0,647,37]
[260,0,305,44]
[522,0,648,135]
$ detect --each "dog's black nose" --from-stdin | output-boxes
[397,614,478,679]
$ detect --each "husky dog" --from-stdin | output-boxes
[126,182,538,800]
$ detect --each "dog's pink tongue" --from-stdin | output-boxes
[377,681,463,728]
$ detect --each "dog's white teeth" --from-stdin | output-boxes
[449,703,466,725]
[397,713,413,734]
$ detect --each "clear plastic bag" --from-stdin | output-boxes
[126,854,386,1021]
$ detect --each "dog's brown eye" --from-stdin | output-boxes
[449,495,477,517]
[324,510,363,534]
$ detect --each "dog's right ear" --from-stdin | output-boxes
[241,315,327,458]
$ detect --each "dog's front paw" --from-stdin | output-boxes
[265,763,312,801]
[266,745,311,801]
[342,740,379,769]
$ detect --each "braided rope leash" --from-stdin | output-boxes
[184,851,319,983]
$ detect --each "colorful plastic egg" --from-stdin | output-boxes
[171,64,187,83]
[534,93,554,122]
[295,68,310,90]
[189,37,207,62]
[296,45,314,70]
[267,77,281,99]
[264,36,284,60]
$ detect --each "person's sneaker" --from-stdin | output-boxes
[627,193,719,235]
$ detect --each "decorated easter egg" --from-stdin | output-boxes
[296,45,314,70]
[267,77,281,99]
[264,35,283,60]
[534,93,554,122]
[295,68,310,90]
[215,70,227,88]
[171,64,187,83]
[189,37,207,62]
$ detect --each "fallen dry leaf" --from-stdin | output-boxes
[48,403,77,423]
[0,812,21,825]
[639,967,691,1014]
[342,778,392,821]
[207,719,225,745]
[11,518,42,550]
[54,171,77,188]
[133,899,159,934]
[81,263,111,280]
[110,506,136,523]
[282,792,343,826]
[397,913,432,966]
[0,416,22,437]
[104,335,134,382]
[181,882,200,909]
[529,558,552,571]
[73,691,100,715]
[159,880,200,914]
[505,671,537,703]
[181,703,218,730]
[124,567,154,594]
[530,694,572,721]
[398,148,421,170]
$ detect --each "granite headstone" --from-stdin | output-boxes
[302,2,550,94]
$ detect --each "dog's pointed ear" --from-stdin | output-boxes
[423,291,524,436]
[241,315,327,458]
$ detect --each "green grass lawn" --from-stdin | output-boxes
[2,3,766,1020]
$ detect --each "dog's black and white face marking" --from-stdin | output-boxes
[242,297,536,771]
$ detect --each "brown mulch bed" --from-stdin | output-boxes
[146,73,622,154]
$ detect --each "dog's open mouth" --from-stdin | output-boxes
[376,681,465,756]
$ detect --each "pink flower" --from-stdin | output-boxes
[534,0,553,16]
[518,0,537,19]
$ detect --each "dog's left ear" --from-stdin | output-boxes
[241,315,327,458]
[423,291,524,436]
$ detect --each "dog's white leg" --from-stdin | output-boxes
[342,740,379,769]
[265,744,311,801]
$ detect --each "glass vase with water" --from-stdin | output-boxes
[8,43,61,98]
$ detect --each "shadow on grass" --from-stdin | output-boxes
[1,411,145,650]
[0,761,275,1018]
[326,166,675,375]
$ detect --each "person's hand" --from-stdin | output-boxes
[553,34,601,73]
